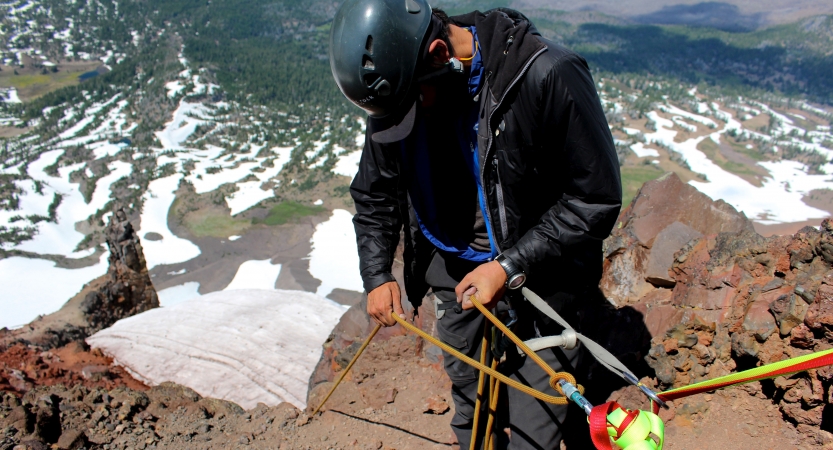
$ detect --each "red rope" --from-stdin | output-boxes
[649,351,833,413]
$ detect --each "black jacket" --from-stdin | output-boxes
[350,9,622,306]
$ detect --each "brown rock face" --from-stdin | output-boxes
[1,208,159,350]
[639,219,833,430]
[83,208,159,331]
[595,175,833,436]
[601,173,754,304]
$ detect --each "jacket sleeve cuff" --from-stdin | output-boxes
[362,271,397,294]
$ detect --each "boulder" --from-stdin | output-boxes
[742,298,777,342]
[601,173,753,305]
[644,222,703,287]
[804,271,833,338]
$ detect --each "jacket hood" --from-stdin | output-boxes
[450,8,547,101]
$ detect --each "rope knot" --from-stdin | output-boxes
[550,372,581,395]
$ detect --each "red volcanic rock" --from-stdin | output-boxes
[422,395,450,415]
[601,173,753,305]
[805,271,833,337]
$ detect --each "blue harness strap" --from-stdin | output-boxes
[400,26,497,262]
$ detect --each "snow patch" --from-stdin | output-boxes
[87,289,346,409]
[0,253,108,329]
[630,143,660,158]
[157,282,202,308]
[308,209,363,298]
[137,175,201,269]
[224,260,282,291]
[332,149,362,178]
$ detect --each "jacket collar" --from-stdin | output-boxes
[450,8,546,102]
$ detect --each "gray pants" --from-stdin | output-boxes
[425,252,584,450]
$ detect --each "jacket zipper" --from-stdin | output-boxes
[481,46,547,251]
[492,157,508,240]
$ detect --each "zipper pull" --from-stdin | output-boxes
[504,36,514,55]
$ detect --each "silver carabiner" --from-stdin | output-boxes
[624,372,669,409]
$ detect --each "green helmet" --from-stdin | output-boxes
[329,0,432,121]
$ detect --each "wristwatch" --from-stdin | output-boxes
[495,254,526,290]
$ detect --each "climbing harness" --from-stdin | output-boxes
[311,287,833,450]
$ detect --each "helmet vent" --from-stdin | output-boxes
[363,72,381,88]
[365,35,374,54]
[362,55,375,70]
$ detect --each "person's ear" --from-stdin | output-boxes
[427,39,450,68]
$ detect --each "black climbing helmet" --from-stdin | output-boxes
[330,0,433,139]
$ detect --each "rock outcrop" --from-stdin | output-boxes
[1,209,159,350]
[641,222,833,439]
[601,172,754,305]
[601,174,833,443]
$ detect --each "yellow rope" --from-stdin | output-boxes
[483,359,500,450]
[393,312,577,405]
[312,324,382,416]
[467,294,582,395]
[314,293,585,446]
[470,322,491,450]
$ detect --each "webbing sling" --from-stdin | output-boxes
[522,288,667,407]
[649,347,833,414]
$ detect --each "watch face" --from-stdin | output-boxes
[508,273,526,289]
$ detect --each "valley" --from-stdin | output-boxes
[0,0,830,329]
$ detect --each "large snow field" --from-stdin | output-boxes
[137,174,201,269]
[87,289,346,409]
[308,209,364,298]
[645,108,832,224]
[0,253,108,329]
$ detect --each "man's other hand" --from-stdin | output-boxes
[367,281,404,327]
[455,261,507,311]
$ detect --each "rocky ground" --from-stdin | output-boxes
[0,329,813,450]
[5,174,833,449]
[0,342,146,397]
[0,341,454,450]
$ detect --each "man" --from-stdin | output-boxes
[329,1,621,448]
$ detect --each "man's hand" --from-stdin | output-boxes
[367,281,404,327]
[455,261,507,311]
